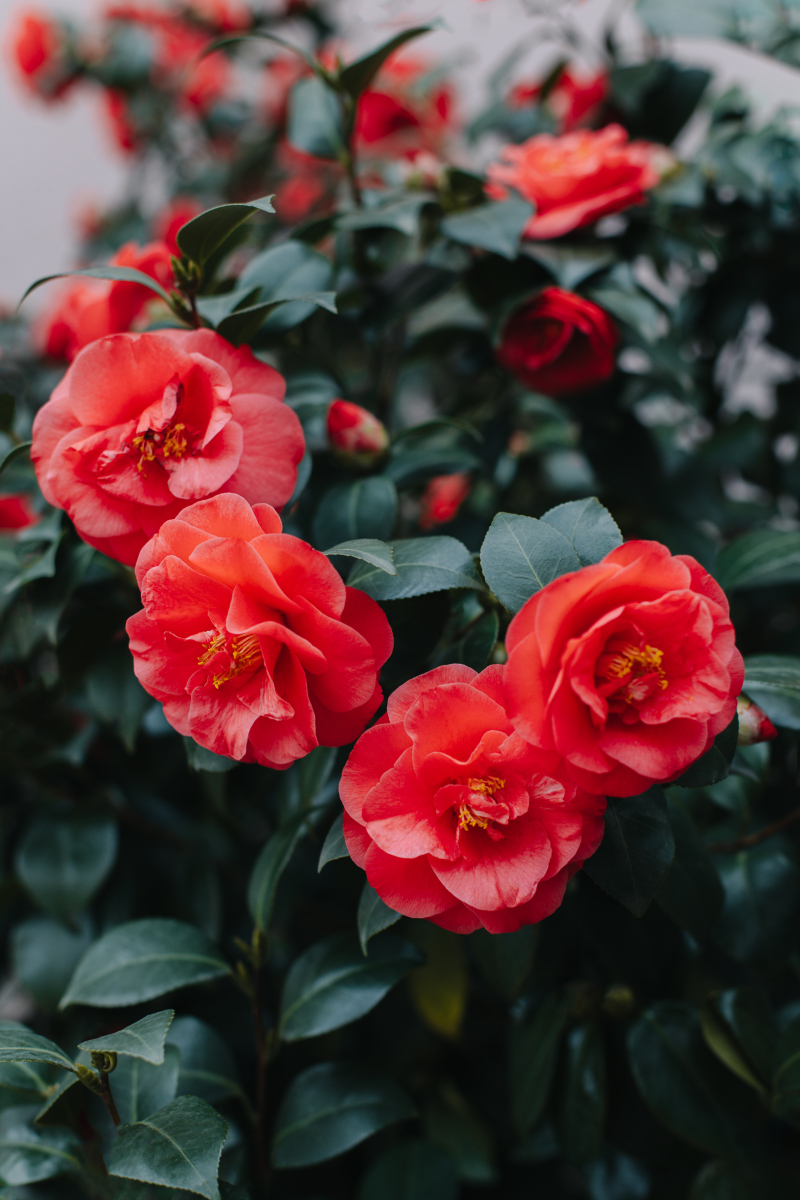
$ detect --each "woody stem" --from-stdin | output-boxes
[707,805,800,854]
[98,1073,121,1130]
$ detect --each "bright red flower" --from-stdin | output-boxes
[327,400,388,465]
[127,492,392,767]
[0,493,39,531]
[497,287,617,396]
[340,664,605,933]
[38,240,174,362]
[354,52,454,159]
[103,89,139,153]
[10,10,74,100]
[486,124,663,239]
[31,329,304,566]
[505,541,745,797]
[736,694,777,745]
[509,67,608,133]
[418,474,471,530]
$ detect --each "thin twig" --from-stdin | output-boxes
[707,806,800,854]
[98,1073,121,1130]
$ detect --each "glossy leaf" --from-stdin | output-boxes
[557,1022,606,1166]
[435,609,499,673]
[167,1016,243,1106]
[407,925,466,1039]
[279,932,422,1041]
[111,1044,181,1125]
[583,788,675,917]
[14,811,118,916]
[318,813,349,872]
[480,512,580,612]
[715,529,800,592]
[339,27,432,99]
[348,536,481,600]
[656,805,724,937]
[272,1062,415,1168]
[441,197,534,260]
[324,539,397,574]
[540,498,622,566]
[715,841,800,964]
[176,196,275,265]
[34,1074,83,1129]
[0,1025,76,1075]
[0,1107,80,1184]
[0,1060,55,1105]
[107,1095,228,1200]
[510,990,572,1135]
[287,75,344,160]
[11,916,92,1013]
[701,988,777,1094]
[216,291,337,345]
[20,266,172,309]
[742,655,800,729]
[59,918,231,1009]
[0,442,32,478]
[247,815,307,933]
[357,882,402,952]
[313,477,398,548]
[79,1009,174,1065]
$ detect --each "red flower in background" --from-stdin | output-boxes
[504,541,744,798]
[10,10,75,100]
[327,400,388,466]
[127,493,393,767]
[154,197,202,256]
[487,124,663,239]
[341,664,605,933]
[509,66,608,132]
[273,142,335,224]
[38,240,174,362]
[497,288,617,396]
[0,494,40,531]
[419,474,471,530]
[354,51,455,159]
[31,329,304,565]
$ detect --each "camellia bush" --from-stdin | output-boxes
[3,0,800,1196]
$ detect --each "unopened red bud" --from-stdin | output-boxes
[326,400,389,465]
[419,473,471,530]
[736,694,777,745]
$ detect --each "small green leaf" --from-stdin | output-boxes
[743,655,800,729]
[701,988,777,1095]
[0,443,32,478]
[287,76,344,160]
[272,1063,415,1168]
[216,291,337,345]
[167,1017,243,1106]
[539,498,622,566]
[583,787,675,918]
[338,27,432,99]
[59,918,231,1009]
[248,816,306,932]
[176,196,275,266]
[348,537,481,601]
[480,512,580,613]
[107,1095,228,1200]
[15,812,118,916]
[441,196,534,260]
[318,814,348,872]
[111,1046,181,1126]
[324,539,396,574]
[0,1026,76,1075]
[716,529,800,592]
[358,882,402,953]
[279,932,422,1041]
[20,267,172,310]
[184,739,237,772]
[79,1010,174,1065]
[313,478,398,548]
[0,1107,81,1184]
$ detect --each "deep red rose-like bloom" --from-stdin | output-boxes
[486,124,662,239]
[0,493,39,530]
[32,329,304,566]
[736,694,777,745]
[341,664,605,933]
[509,67,608,133]
[10,10,74,100]
[38,241,174,362]
[497,288,617,396]
[505,541,745,797]
[327,400,388,465]
[127,493,392,767]
[419,474,471,530]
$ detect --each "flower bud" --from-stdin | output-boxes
[736,694,777,745]
[326,400,389,466]
[419,473,471,530]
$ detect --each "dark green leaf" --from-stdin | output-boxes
[20,267,172,309]
[423,1086,496,1183]
[15,812,118,916]
[248,816,306,932]
[339,27,432,99]
[771,1011,800,1124]
[523,244,616,290]
[0,396,15,435]
[287,76,344,160]
[441,196,534,260]
[111,1045,180,1125]
[59,918,231,1009]
[716,529,800,592]
[701,988,777,1094]
[510,991,572,1135]
[358,882,402,953]
[743,655,800,729]
[715,841,800,964]
[86,642,151,753]
[277,745,338,824]
[674,717,738,787]
[232,240,334,336]
[0,1107,80,1183]
[11,916,92,1013]
[480,512,580,613]
[216,291,337,345]
[470,927,538,1001]
[0,1060,55,1105]
[184,740,237,773]
[336,193,434,236]
[272,1062,415,1168]
[689,1161,749,1200]
[0,443,32,478]
[79,1010,174,1065]
[656,805,724,937]
[359,1139,458,1200]
[557,1022,606,1166]
[167,1017,243,1106]
[312,478,398,548]
[323,539,396,574]
[348,537,481,601]
[0,1026,75,1075]
[436,609,499,673]
[176,196,275,265]
[627,1001,751,1160]
[34,1074,83,1129]
[583,788,675,917]
[318,814,349,872]
[107,1095,228,1200]
[279,932,422,1041]
[540,498,622,567]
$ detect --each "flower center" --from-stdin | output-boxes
[458,774,505,831]
[197,632,263,689]
[131,421,189,473]
[597,641,668,705]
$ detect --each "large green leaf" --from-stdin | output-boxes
[247,815,307,933]
[0,1061,55,1105]
[176,196,275,265]
[348,537,481,600]
[313,478,398,548]
[19,266,172,310]
[338,27,432,99]
[441,197,534,260]
[715,529,800,592]
[111,1045,181,1125]
[715,841,800,964]
[557,1022,606,1166]
[539,498,622,567]
[14,812,118,916]
[359,1139,458,1200]
[357,882,403,953]
[656,805,724,937]
[583,788,675,918]
[701,988,777,1094]
[287,75,344,160]
[0,1026,75,1075]
[79,1010,174,1065]
[0,1106,80,1184]
[324,539,397,575]
[167,1017,243,1106]
[272,1062,415,1168]
[279,932,421,1041]
[59,918,231,1009]
[215,291,337,346]
[509,990,572,1135]
[107,1095,228,1200]
[223,239,335,338]
[742,655,800,729]
[480,512,580,613]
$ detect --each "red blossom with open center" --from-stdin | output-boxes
[504,541,745,797]
[340,664,605,933]
[127,493,393,767]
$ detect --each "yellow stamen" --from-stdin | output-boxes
[458,775,505,831]
[603,643,668,695]
[467,775,505,796]
[197,631,226,668]
[162,423,187,459]
[458,804,489,831]
[197,632,263,689]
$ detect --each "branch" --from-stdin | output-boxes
[707,805,800,854]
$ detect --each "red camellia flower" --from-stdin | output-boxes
[736,694,777,746]
[418,474,471,530]
[327,400,388,465]
[153,197,202,256]
[497,287,618,396]
[486,124,663,239]
[127,492,392,767]
[509,67,608,133]
[354,52,454,159]
[0,493,39,531]
[38,240,174,362]
[31,329,304,565]
[10,10,74,101]
[340,664,605,933]
[505,541,745,797]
